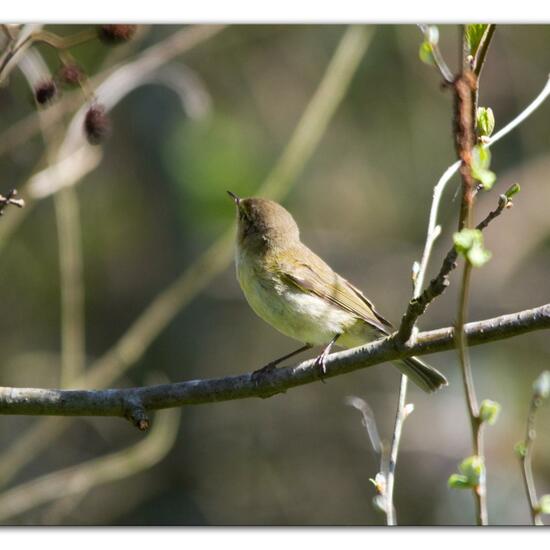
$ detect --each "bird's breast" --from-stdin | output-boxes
[236,249,357,346]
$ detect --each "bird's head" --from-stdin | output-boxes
[227,192,300,252]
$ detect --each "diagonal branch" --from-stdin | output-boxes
[397,192,511,342]
[1,304,549,424]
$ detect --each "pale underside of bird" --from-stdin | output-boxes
[230,193,448,393]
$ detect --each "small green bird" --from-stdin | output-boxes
[229,192,447,393]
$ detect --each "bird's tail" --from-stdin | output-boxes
[394,356,448,393]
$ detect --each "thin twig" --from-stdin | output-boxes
[418,25,453,84]
[518,372,550,526]
[520,395,543,525]
[0,304,549,422]
[385,374,408,525]
[418,73,550,268]
[21,46,88,388]
[473,25,496,78]
[397,193,511,342]
[54,187,86,387]
[0,190,25,216]
[0,407,180,523]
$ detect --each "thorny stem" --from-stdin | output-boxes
[520,395,544,526]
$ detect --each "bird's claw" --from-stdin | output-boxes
[313,354,328,384]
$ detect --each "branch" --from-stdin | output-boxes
[418,25,454,84]
[454,35,485,525]
[520,395,544,526]
[518,371,550,526]
[397,192,510,342]
[1,304,549,424]
[473,25,496,78]
[0,407,180,522]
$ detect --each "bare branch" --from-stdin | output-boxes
[453,43,485,525]
[518,371,550,526]
[0,304,549,423]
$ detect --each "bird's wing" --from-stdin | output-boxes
[276,245,394,334]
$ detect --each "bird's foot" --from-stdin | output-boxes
[313,352,329,384]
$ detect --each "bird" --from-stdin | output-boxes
[228,192,448,393]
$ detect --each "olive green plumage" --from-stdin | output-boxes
[230,193,447,393]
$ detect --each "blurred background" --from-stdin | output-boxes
[0,24,549,526]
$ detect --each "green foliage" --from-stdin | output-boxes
[448,455,485,489]
[164,114,267,232]
[476,107,495,138]
[448,474,472,489]
[471,145,496,190]
[479,399,501,425]
[418,41,435,66]
[465,24,488,57]
[537,495,550,515]
[514,441,527,458]
[454,228,492,267]
[533,371,550,400]
[505,183,521,199]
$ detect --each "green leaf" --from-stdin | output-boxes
[470,145,497,190]
[419,41,435,66]
[472,145,491,170]
[473,168,497,190]
[505,183,521,199]
[479,399,501,425]
[468,242,492,267]
[453,229,492,267]
[476,107,495,138]
[458,455,484,486]
[537,495,550,515]
[533,371,550,400]
[453,228,481,254]
[514,441,527,458]
[448,474,472,489]
[465,24,488,57]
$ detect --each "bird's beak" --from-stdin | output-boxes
[227,190,240,206]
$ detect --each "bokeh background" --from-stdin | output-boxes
[0,24,549,526]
